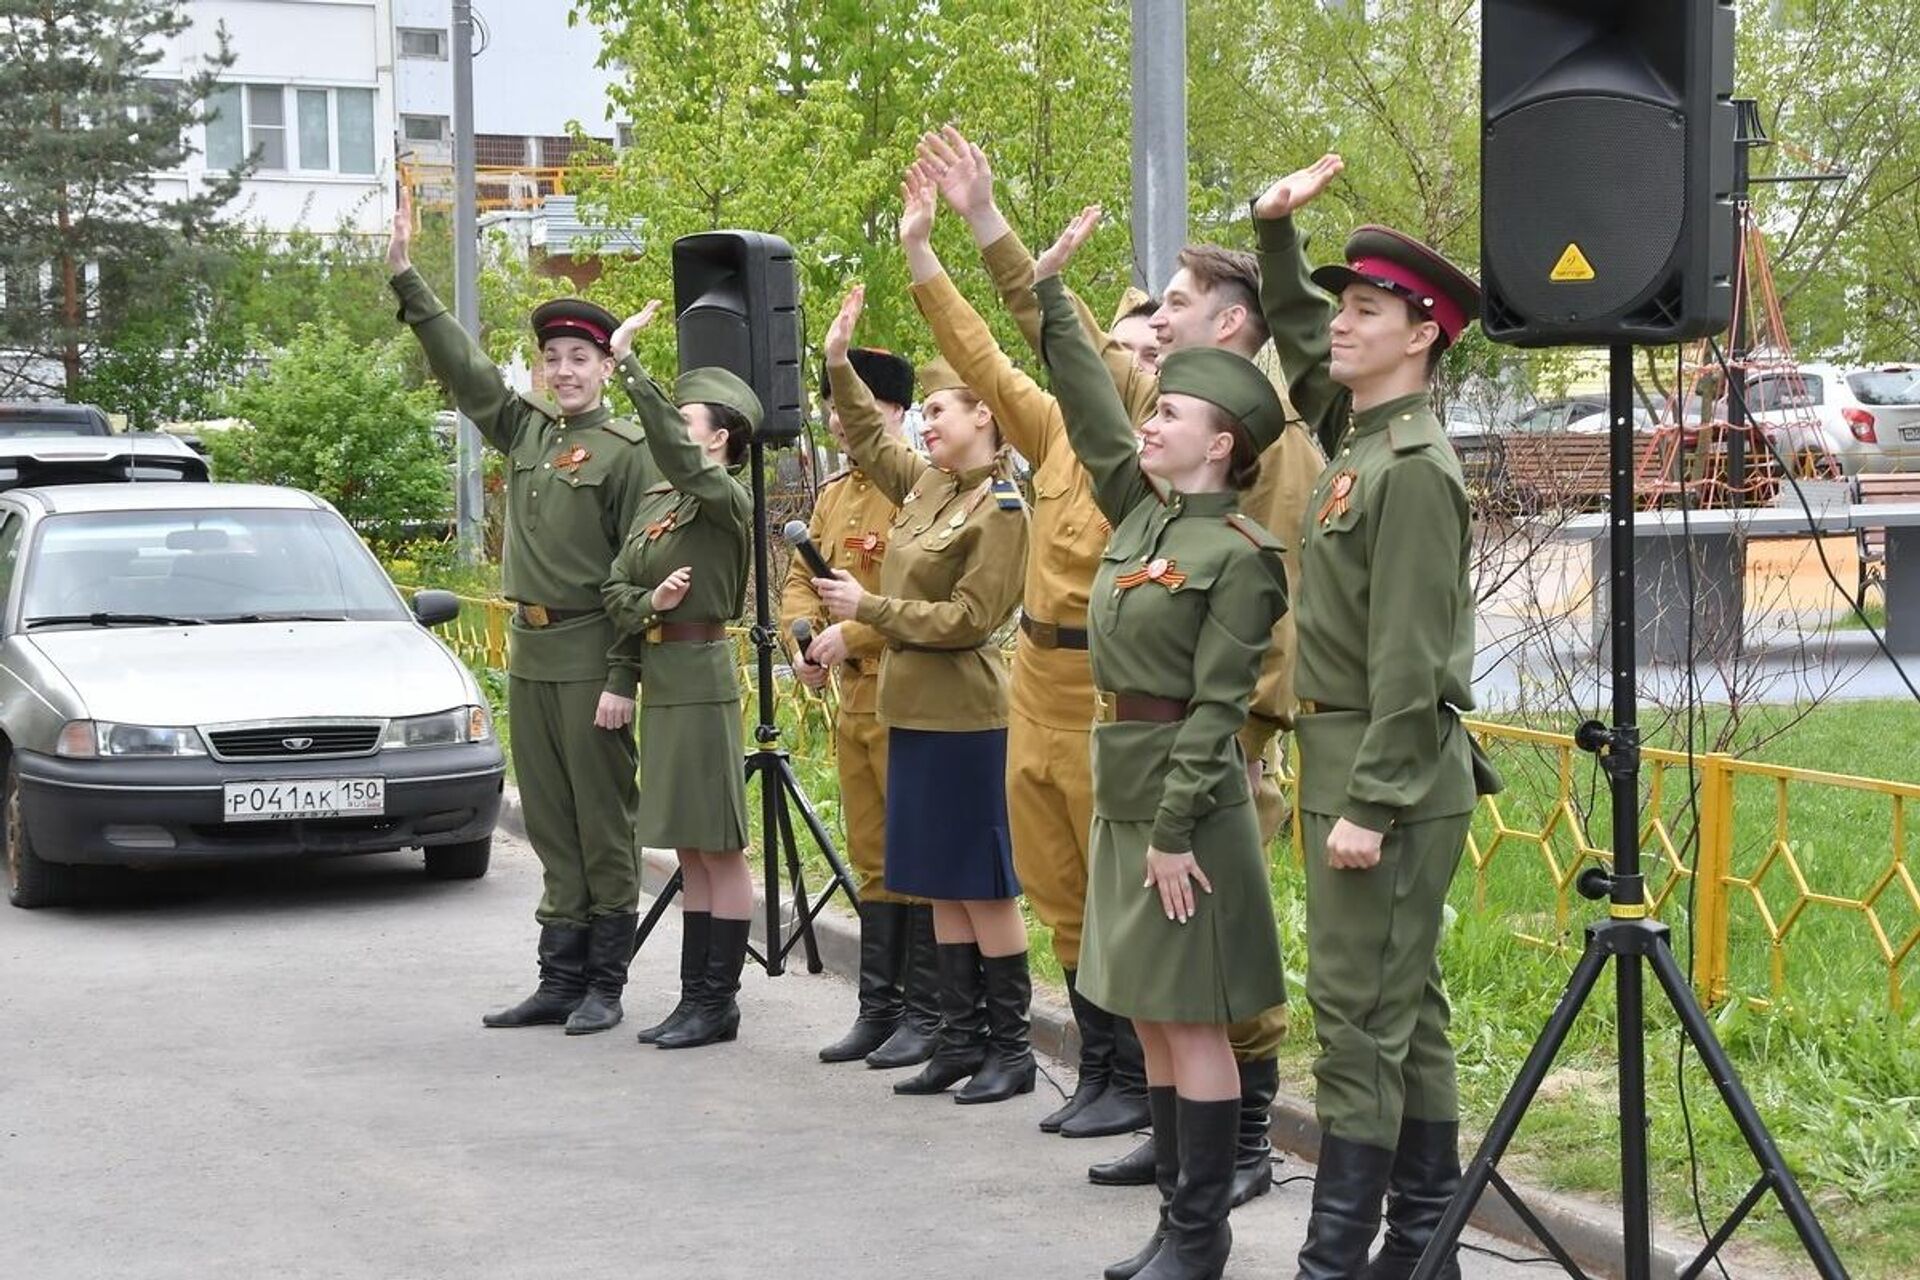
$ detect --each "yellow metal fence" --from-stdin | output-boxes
[419,590,1917,1015]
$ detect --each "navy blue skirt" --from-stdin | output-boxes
[884,727,1020,901]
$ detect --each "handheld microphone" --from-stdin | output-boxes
[790,617,816,664]
[783,520,835,579]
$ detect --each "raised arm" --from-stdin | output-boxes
[824,286,926,506]
[386,187,527,455]
[1251,155,1352,456]
[608,303,752,535]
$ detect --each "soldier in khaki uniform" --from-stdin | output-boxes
[779,348,940,1070]
[1251,155,1499,1280]
[918,126,1319,1203]
[386,190,654,1035]
[1037,205,1292,1280]
[900,161,1155,1141]
[815,280,1034,1106]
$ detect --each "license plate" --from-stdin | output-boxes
[1901,426,1920,442]
[223,778,384,821]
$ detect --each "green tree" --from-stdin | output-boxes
[0,0,242,398]
[212,324,451,551]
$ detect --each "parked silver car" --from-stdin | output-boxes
[0,483,505,908]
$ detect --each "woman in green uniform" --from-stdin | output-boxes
[1036,207,1290,1280]
[601,303,759,1050]
[814,284,1034,1106]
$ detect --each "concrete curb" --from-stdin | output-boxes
[496,788,1686,1280]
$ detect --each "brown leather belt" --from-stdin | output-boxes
[644,621,728,643]
[1095,691,1189,724]
[513,604,600,628]
[1020,614,1090,651]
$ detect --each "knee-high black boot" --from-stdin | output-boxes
[819,901,907,1062]
[654,916,749,1050]
[564,912,637,1034]
[1136,1097,1237,1280]
[1103,1086,1179,1280]
[954,951,1035,1104]
[1294,1134,1396,1280]
[1090,1133,1158,1187]
[481,922,588,1027]
[1227,1056,1281,1205]
[892,942,987,1095]
[1041,970,1109,1131]
[1062,1006,1150,1137]
[866,904,939,1069]
[1359,1119,1463,1280]
[636,910,709,1043]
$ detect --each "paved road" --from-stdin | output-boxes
[2,830,1546,1279]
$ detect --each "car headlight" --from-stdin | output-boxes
[383,705,492,749]
[56,720,209,758]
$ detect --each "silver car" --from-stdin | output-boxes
[1,483,506,908]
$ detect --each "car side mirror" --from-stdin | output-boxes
[412,589,460,627]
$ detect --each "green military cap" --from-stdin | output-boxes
[529,297,619,353]
[674,366,764,433]
[917,355,967,399]
[1156,347,1287,453]
[1310,225,1481,343]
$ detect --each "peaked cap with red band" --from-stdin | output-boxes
[530,297,620,354]
[1310,225,1481,344]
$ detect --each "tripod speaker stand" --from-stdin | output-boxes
[631,433,862,977]
[1408,349,1846,1279]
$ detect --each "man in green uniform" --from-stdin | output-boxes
[387,189,657,1036]
[1250,154,1499,1280]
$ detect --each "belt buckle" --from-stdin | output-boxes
[523,604,550,628]
[644,624,662,644]
[1299,699,1318,715]
[1095,690,1116,724]
[1027,617,1057,648]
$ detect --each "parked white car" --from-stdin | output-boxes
[0,483,505,907]
[1739,362,1920,475]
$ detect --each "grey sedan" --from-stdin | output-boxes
[1,483,505,907]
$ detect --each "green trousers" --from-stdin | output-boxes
[508,676,641,924]
[1302,808,1470,1148]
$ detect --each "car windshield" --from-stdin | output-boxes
[0,419,101,438]
[19,507,410,626]
[1847,369,1920,406]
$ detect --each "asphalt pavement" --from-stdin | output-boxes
[1,829,1548,1279]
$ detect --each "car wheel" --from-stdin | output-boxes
[424,837,491,880]
[5,758,80,909]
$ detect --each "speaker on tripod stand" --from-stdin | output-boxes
[629,230,860,976]
[1412,3,1848,1277]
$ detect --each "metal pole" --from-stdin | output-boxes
[1129,0,1187,295]
[451,0,484,563]
[1724,98,1767,511]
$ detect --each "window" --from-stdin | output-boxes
[402,114,449,144]
[205,85,376,176]
[0,514,22,622]
[398,27,448,59]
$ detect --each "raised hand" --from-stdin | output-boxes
[918,125,995,220]
[1034,204,1102,281]
[824,285,865,365]
[1253,153,1344,220]
[899,163,937,248]
[387,184,414,275]
[609,299,663,362]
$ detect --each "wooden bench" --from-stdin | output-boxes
[1485,432,1614,514]
[1856,472,1920,605]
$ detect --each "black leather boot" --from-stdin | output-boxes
[866,904,939,1069]
[564,912,637,1034]
[654,916,749,1050]
[637,910,709,1043]
[1227,1056,1281,1206]
[1062,1008,1150,1137]
[820,901,907,1062]
[1359,1119,1464,1280]
[1041,969,1109,1131]
[892,942,987,1095]
[1135,1097,1237,1280]
[1103,1086,1178,1280]
[955,951,1035,1104]
[1294,1134,1396,1280]
[1089,1134,1158,1187]
[481,922,588,1027]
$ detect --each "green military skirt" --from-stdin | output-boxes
[1076,718,1287,1024]
[637,700,748,851]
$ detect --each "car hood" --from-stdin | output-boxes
[29,621,477,725]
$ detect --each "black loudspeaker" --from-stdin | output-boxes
[1481,0,1736,347]
[671,231,803,444]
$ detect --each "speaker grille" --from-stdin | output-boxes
[1484,96,1686,325]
